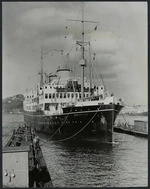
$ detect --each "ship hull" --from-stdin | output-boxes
[24,104,123,142]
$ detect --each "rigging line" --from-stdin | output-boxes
[44,106,101,143]
[88,44,92,93]
[71,76,76,95]
[90,45,103,85]
[64,4,83,61]
[89,46,102,81]
[64,43,77,59]
[89,47,98,81]
[72,44,78,77]
[120,113,138,137]
[112,103,114,140]
[91,59,100,85]
[63,43,76,71]
[89,44,95,55]
[40,106,74,147]
[85,21,100,43]
[76,45,80,77]
[115,109,138,137]
[100,74,106,91]
[66,53,70,69]
[66,4,82,52]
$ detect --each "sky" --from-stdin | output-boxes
[2,2,147,106]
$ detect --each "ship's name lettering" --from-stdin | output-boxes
[74,113,88,116]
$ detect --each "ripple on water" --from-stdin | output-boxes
[2,114,148,187]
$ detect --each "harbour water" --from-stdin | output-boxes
[2,113,148,187]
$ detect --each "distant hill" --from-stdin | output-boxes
[127,111,148,116]
[2,94,24,114]
[2,94,148,116]
[121,105,148,116]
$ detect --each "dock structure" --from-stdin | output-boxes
[114,120,148,138]
[3,124,53,188]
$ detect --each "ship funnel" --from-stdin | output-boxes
[56,68,71,78]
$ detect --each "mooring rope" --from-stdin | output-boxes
[115,109,138,137]
[49,110,98,142]
[40,114,70,146]
[40,105,74,146]
[40,105,101,145]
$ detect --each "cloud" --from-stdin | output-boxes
[2,2,147,105]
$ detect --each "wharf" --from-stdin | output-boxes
[114,120,148,138]
[3,124,53,188]
[114,126,148,138]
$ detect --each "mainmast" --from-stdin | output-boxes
[40,48,44,88]
[67,2,98,99]
[80,2,86,98]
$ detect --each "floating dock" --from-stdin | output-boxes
[114,120,148,138]
[3,124,53,188]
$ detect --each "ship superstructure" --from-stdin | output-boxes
[24,70,115,115]
[23,3,124,142]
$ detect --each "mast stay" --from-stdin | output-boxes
[67,2,98,98]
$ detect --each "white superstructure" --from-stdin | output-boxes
[24,69,123,115]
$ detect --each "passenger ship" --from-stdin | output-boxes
[23,4,124,142]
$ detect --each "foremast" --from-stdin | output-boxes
[39,48,63,88]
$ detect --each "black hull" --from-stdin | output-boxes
[24,104,123,142]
